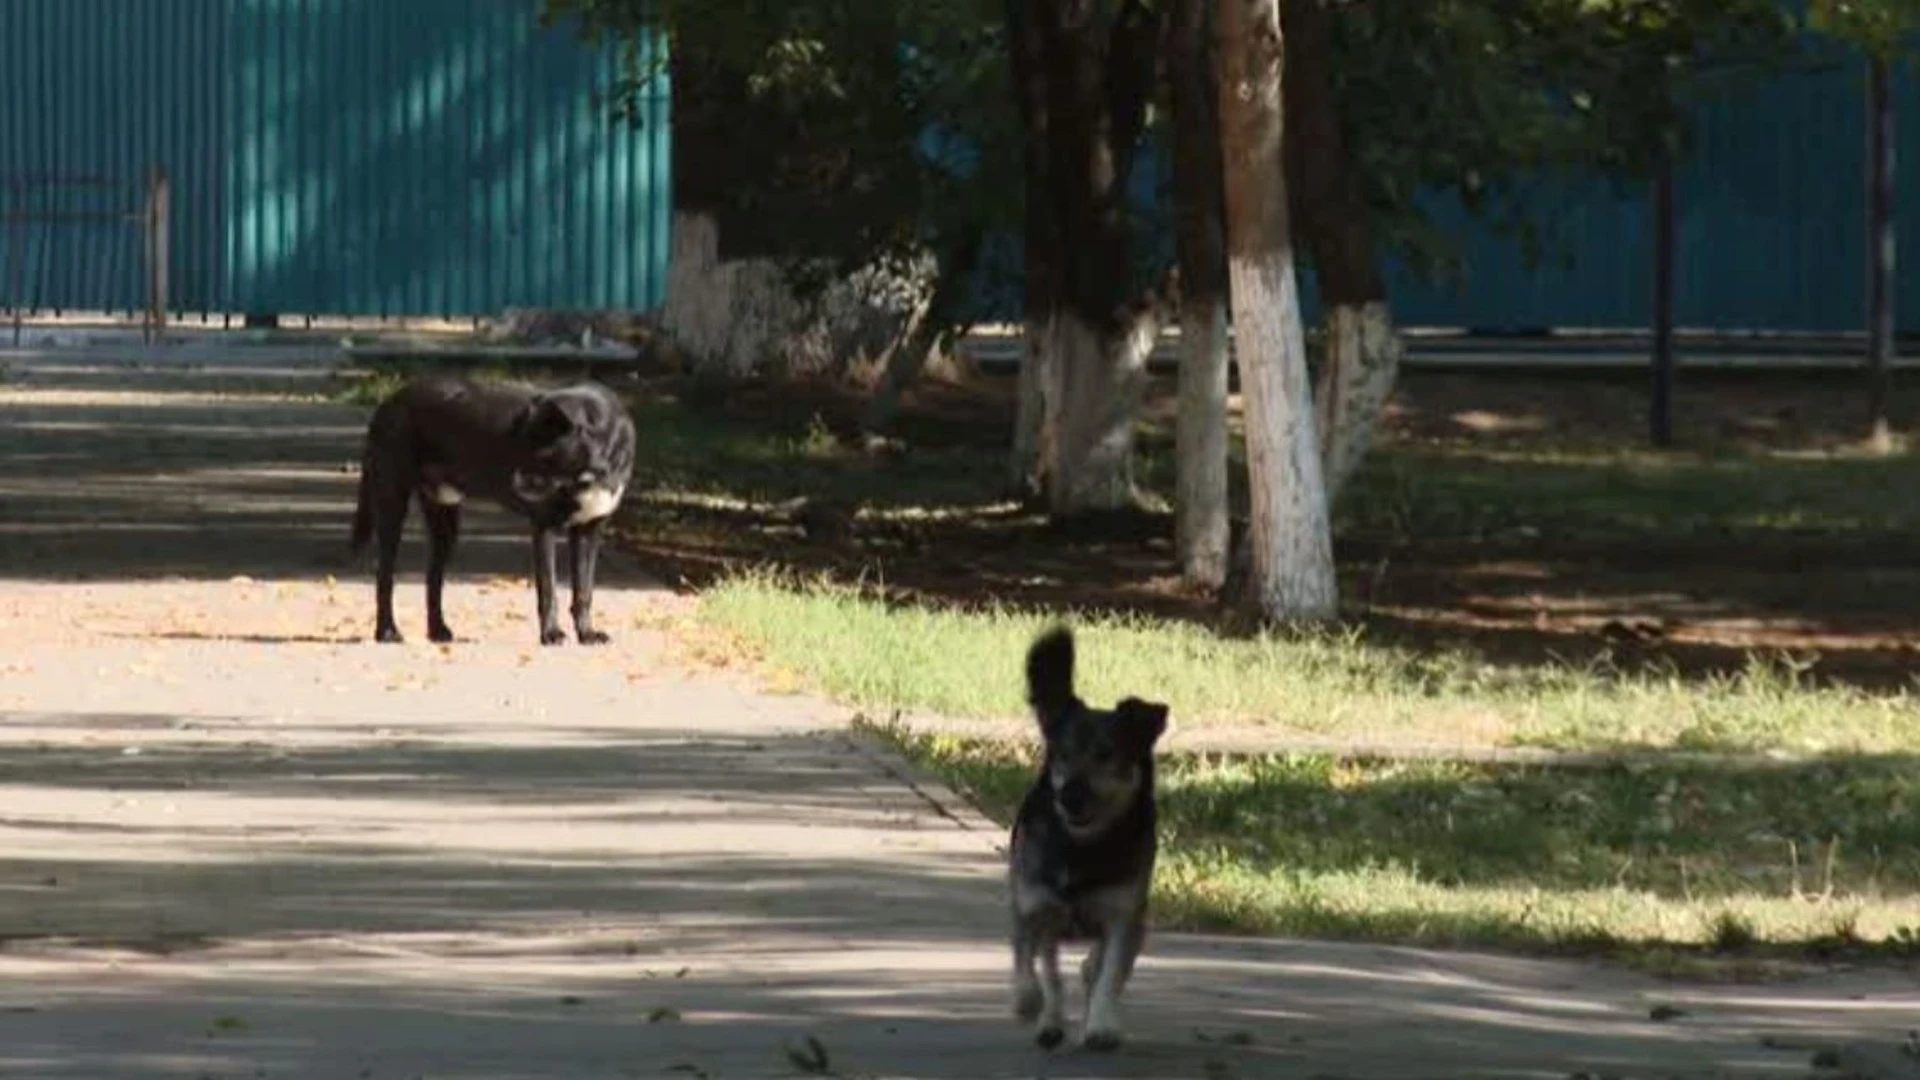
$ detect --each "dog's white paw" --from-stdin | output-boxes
[1083,996,1123,1052]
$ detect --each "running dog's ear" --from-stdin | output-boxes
[1113,697,1169,756]
[1025,626,1077,739]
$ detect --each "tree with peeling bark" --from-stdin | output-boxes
[1004,0,1171,517]
[1215,0,1339,622]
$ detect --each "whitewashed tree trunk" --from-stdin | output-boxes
[1228,258,1337,621]
[1315,299,1403,502]
[662,212,795,382]
[662,211,936,384]
[1045,309,1159,515]
[1168,0,1232,589]
[1217,0,1338,623]
[1010,316,1051,498]
[1175,301,1231,586]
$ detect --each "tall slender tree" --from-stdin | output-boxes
[1167,0,1231,587]
[1216,0,1338,622]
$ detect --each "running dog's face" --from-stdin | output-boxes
[1026,628,1168,838]
[1042,697,1167,837]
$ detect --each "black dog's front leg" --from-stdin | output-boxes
[567,522,609,645]
[532,526,567,645]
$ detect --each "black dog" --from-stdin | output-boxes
[350,374,636,646]
[1007,626,1169,1052]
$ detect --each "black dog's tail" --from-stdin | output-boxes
[1026,625,1077,719]
[350,460,374,556]
[350,404,388,557]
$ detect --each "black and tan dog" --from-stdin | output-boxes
[351,374,636,646]
[1008,626,1170,1052]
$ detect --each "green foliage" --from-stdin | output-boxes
[1324,0,1798,279]
[1808,0,1920,57]
[541,0,1808,299]
[542,0,1018,308]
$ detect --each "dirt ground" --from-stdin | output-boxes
[612,362,1920,694]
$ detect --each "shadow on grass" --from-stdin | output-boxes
[868,719,1920,969]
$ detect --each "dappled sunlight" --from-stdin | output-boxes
[1447,408,1552,435]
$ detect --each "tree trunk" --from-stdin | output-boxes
[1045,304,1162,513]
[1282,0,1400,505]
[1314,299,1402,498]
[1867,52,1896,452]
[1007,0,1166,518]
[1011,316,1051,499]
[1006,0,1056,501]
[1217,0,1338,623]
[1168,0,1231,587]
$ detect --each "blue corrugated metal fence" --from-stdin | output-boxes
[0,0,671,319]
[963,50,1919,336]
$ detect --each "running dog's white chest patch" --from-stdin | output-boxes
[428,484,464,506]
[568,483,624,525]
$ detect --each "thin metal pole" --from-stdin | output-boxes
[1866,54,1896,449]
[1650,149,1677,448]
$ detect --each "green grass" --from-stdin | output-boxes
[866,717,1920,962]
[1344,443,1920,547]
[703,574,1920,755]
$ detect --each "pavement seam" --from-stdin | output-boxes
[835,728,1007,852]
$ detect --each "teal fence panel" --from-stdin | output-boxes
[0,0,670,319]
[1372,54,1900,334]
[959,48,1913,336]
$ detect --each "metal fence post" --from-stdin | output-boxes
[144,166,171,345]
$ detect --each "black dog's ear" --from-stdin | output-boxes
[1025,626,1076,735]
[514,397,575,447]
[1113,697,1169,755]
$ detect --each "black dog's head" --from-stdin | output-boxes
[1026,627,1168,839]
[508,386,632,517]
[512,388,609,477]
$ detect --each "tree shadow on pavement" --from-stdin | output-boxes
[0,355,657,588]
[0,715,1907,1078]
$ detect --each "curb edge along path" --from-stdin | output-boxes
[0,344,1911,1078]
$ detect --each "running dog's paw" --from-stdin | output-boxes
[1082,1027,1124,1053]
[1013,982,1043,1022]
[577,629,611,646]
[1035,1024,1066,1051]
[540,627,568,646]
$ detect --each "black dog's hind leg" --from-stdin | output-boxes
[373,485,411,644]
[532,526,567,645]
[423,501,461,643]
[567,521,609,645]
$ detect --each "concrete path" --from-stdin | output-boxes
[0,343,1916,1079]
